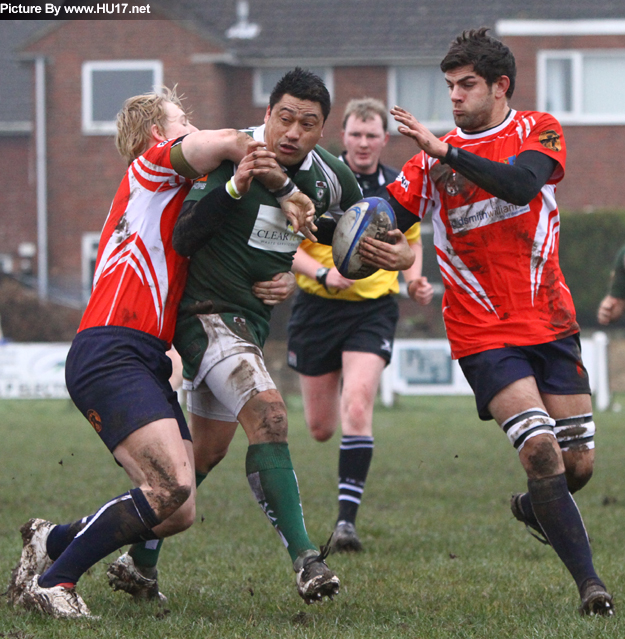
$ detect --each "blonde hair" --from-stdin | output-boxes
[342,97,388,131]
[115,86,184,165]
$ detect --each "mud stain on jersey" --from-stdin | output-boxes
[113,214,130,243]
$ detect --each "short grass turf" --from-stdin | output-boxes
[0,394,624,638]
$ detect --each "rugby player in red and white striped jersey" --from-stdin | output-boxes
[381,28,613,616]
[8,87,311,618]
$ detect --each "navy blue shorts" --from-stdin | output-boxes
[458,334,591,421]
[65,326,190,453]
[287,291,399,376]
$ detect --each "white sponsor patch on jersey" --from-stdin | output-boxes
[248,204,304,253]
[448,197,530,234]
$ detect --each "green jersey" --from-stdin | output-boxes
[174,124,362,379]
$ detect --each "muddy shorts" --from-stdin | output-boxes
[458,333,591,421]
[181,315,276,421]
[65,326,190,453]
[286,291,399,376]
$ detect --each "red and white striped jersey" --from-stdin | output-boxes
[78,138,192,346]
[388,109,579,359]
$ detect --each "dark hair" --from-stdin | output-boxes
[269,67,331,121]
[440,27,516,99]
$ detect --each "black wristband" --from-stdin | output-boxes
[440,144,458,166]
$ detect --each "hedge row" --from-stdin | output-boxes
[559,211,625,327]
[419,212,625,330]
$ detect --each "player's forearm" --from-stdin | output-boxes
[182,129,251,176]
[291,247,324,278]
[442,148,557,206]
[172,187,234,256]
[401,240,423,282]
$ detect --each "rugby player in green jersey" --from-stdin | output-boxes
[108,68,416,605]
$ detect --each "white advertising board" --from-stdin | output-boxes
[0,342,71,399]
[380,333,610,411]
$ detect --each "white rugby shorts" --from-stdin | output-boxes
[183,314,276,421]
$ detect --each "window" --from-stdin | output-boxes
[253,67,334,107]
[82,232,100,302]
[82,60,163,134]
[538,50,625,124]
[388,66,453,133]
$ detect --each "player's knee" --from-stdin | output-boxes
[566,466,593,493]
[254,398,288,442]
[197,447,230,474]
[343,401,370,429]
[307,419,335,442]
[555,414,596,492]
[151,481,193,521]
[164,498,196,534]
[521,434,562,479]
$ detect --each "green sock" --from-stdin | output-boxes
[128,470,209,570]
[246,442,315,562]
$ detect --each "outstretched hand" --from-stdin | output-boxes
[390,106,448,159]
[280,191,317,242]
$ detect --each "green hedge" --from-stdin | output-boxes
[559,211,625,327]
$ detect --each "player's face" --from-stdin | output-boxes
[161,102,198,139]
[342,114,389,175]
[444,65,499,132]
[264,95,325,166]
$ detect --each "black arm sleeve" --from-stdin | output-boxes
[442,147,557,206]
[388,196,423,233]
[313,217,338,246]
[172,185,236,256]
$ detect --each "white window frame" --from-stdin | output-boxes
[537,49,625,125]
[252,67,334,107]
[387,67,454,135]
[82,60,163,135]
[81,232,100,302]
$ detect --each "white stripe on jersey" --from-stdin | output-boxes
[530,184,560,305]
[432,206,499,316]
[133,155,179,184]
[93,174,178,335]
[101,240,164,333]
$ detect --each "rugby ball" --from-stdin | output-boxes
[332,197,397,279]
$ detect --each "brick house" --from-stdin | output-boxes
[2,0,625,306]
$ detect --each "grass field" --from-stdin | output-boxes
[0,394,624,638]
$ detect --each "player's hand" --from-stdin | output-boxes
[233,143,278,195]
[280,191,318,242]
[359,229,416,271]
[390,105,448,159]
[597,294,625,325]
[325,267,354,291]
[252,272,297,306]
[407,276,434,305]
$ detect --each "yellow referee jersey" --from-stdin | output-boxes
[295,222,421,301]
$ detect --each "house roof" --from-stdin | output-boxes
[2,0,625,125]
[169,0,625,62]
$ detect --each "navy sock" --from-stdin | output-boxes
[337,435,373,524]
[528,474,599,589]
[39,488,160,588]
[46,516,92,562]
